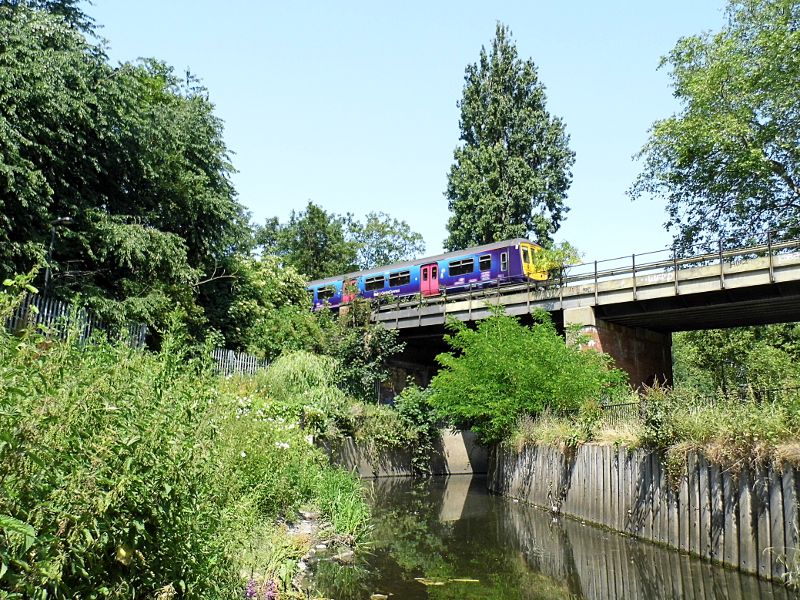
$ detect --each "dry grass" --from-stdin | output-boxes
[508,412,644,451]
[592,419,643,447]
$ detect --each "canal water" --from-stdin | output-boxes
[309,475,798,599]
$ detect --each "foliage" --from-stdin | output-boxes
[349,211,425,270]
[257,202,359,280]
[0,309,369,598]
[672,324,800,394]
[530,241,582,279]
[444,23,575,251]
[630,0,800,251]
[220,255,314,355]
[639,384,800,478]
[257,203,426,279]
[329,300,405,400]
[394,385,441,474]
[429,308,628,444]
[0,4,248,332]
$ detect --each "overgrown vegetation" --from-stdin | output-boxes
[221,350,441,475]
[428,309,628,445]
[0,283,370,599]
[640,385,800,478]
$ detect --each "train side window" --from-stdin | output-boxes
[449,258,474,276]
[501,252,508,272]
[432,265,437,278]
[365,275,386,291]
[479,254,492,271]
[317,286,335,301]
[389,270,410,287]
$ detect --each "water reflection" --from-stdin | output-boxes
[310,475,797,599]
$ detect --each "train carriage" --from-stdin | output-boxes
[307,238,547,310]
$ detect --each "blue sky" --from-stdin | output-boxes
[91,1,727,263]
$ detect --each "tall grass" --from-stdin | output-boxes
[0,299,370,597]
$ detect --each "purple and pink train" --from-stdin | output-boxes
[307,238,548,310]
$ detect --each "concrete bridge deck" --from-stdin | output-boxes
[374,240,800,332]
[374,238,800,389]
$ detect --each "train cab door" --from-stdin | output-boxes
[342,279,357,304]
[420,263,440,297]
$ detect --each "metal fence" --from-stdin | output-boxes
[598,385,800,426]
[598,401,641,426]
[212,348,268,376]
[4,293,148,348]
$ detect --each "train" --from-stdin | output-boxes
[307,238,548,310]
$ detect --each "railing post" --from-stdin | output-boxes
[673,249,679,295]
[768,229,775,283]
[632,254,637,301]
[594,260,598,305]
[719,240,725,290]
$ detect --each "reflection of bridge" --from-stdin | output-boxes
[375,237,800,389]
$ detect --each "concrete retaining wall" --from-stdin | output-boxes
[329,429,487,478]
[488,443,800,583]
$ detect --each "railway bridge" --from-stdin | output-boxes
[373,237,800,390]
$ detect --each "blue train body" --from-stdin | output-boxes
[307,238,547,310]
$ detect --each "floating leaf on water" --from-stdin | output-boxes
[414,577,446,586]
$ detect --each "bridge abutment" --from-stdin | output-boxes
[563,306,672,388]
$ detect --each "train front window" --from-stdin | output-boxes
[521,247,531,265]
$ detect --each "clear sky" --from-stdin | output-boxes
[90,1,727,263]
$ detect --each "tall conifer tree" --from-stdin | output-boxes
[444,23,575,251]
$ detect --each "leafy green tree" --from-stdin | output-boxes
[0,5,248,331]
[630,0,800,251]
[673,324,800,394]
[0,0,93,31]
[257,202,358,280]
[429,309,627,444]
[257,204,427,278]
[350,211,425,269]
[221,255,326,360]
[444,23,575,251]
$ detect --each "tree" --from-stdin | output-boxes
[429,309,627,444]
[444,23,575,251]
[0,4,248,331]
[673,324,800,394]
[349,212,425,269]
[256,202,358,280]
[630,0,800,252]
[257,203,427,278]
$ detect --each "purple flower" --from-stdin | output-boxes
[245,578,257,599]
[264,579,278,600]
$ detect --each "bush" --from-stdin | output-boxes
[0,313,370,598]
[429,309,628,444]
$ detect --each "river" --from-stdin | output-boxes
[309,475,798,599]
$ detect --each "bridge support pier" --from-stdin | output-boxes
[563,306,672,389]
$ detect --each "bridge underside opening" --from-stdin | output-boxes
[595,281,800,332]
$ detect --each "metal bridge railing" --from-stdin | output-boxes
[374,229,800,315]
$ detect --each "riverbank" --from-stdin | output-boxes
[0,324,370,599]
[308,475,796,599]
[489,442,800,585]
